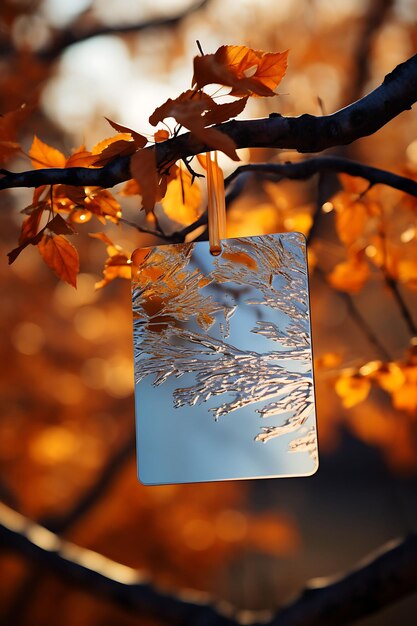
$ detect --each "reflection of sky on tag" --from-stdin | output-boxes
[136,378,316,485]
[134,235,318,485]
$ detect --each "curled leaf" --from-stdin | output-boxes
[193,46,289,97]
[105,117,147,148]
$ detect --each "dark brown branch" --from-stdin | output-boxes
[385,277,417,338]
[1,54,417,192]
[0,502,416,626]
[223,156,417,198]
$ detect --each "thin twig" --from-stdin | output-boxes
[223,157,417,198]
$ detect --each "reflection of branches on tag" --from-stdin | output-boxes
[132,233,315,455]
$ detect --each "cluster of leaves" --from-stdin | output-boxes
[333,339,417,414]
[325,174,417,294]
[3,45,289,286]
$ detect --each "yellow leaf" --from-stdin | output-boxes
[29,135,66,169]
[335,374,371,408]
[91,133,133,155]
[375,362,406,392]
[160,168,202,226]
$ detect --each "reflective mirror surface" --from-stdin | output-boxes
[132,233,318,485]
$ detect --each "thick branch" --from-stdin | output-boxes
[1,54,416,192]
[0,502,416,626]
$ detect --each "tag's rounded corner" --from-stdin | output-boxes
[137,465,155,487]
[305,456,319,477]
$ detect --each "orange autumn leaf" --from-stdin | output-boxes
[29,135,66,169]
[334,200,368,246]
[375,362,406,392]
[149,91,240,160]
[8,213,73,264]
[221,250,258,270]
[335,374,371,408]
[328,255,370,293]
[91,133,133,155]
[130,148,159,213]
[65,147,97,168]
[18,206,44,245]
[95,255,132,289]
[59,185,87,205]
[160,167,202,226]
[92,140,136,167]
[193,45,289,97]
[121,178,141,196]
[37,234,79,287]
[105,117,147,148]
[85,188,122,222]
[91,232,132,289]
[154,129,170,142]
[392,380,417,413]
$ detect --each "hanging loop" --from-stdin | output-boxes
[206,152,226,256]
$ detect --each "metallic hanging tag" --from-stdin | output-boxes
[132,232,318,485]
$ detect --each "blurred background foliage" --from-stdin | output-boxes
[0,0,417,624]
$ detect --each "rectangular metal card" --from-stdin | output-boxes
[132,233,318,485]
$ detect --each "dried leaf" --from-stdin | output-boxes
[18,206,44,245]
[105,117,147,148]
[46,214,75,236]
[149,91,240,160]
[154,129,170,142]
[89,231,115,247]
[37,234,79,287]
[91,133,133,155]
[29,135,66,169]
[193,46,289,97]
[130,148,158,213]
[92,140,136,167]
[65,147,97,168]
[202,96,248,126]
[85,188,122,222]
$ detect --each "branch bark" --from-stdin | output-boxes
[224,156,417,198]
[0,502,416,626]
[1,54,416,193]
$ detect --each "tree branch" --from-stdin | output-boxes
[0,502,416,626]
[1,54,416,192]
[223,156,417,198]
[0,1,210,60]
